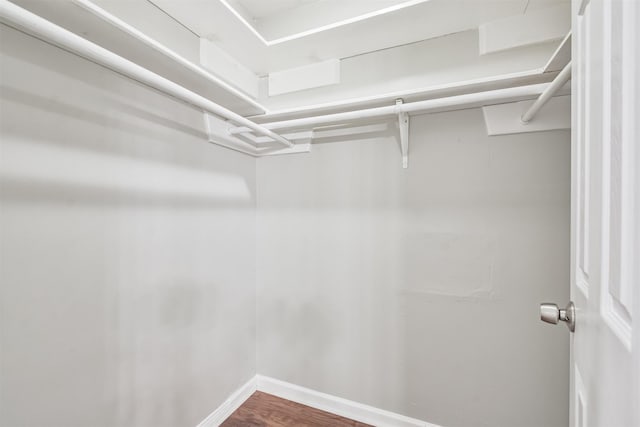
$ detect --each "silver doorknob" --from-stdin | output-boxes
[540,301,575,332]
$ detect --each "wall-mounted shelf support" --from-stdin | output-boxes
[396,99,410,168]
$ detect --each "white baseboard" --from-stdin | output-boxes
[255,375,440,427]
[196,376,257,427]
[197,374,440,427]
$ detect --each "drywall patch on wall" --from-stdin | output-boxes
[403,232,494,298]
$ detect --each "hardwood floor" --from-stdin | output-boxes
[220,391,372,427]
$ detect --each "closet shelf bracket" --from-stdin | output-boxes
[202,112,313,157]
[396,99,410,169]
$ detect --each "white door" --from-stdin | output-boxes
[569,0,640,426]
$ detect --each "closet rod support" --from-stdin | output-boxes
[396,99,409,169]
[521,61,572,124]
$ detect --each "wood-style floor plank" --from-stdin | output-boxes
[221,391,372,427]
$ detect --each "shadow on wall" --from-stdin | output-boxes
[0,176,251,208]
[258,298,335,384]
[0,65,255,208]
[0,24,258,427]
[111,280,219,426]
[310,121,397,146]
[0,25,252,175]
[0,24,206,147]
[0,85,208,146]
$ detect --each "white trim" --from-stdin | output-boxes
[196,376,257,427]
[255,375,439,427]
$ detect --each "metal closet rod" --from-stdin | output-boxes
[229,82,555,134]
[0,0,293,149]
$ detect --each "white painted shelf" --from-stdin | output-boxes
[9,0,264,117]
[2,0,572,164]
[251,68,559,123]
[251,32,572,123]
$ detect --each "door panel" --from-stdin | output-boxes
[601,0,634,350]
[570,1,639,427]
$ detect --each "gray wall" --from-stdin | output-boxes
[0,20,571,427]
[256,110,570,427]
[0,26,256,427]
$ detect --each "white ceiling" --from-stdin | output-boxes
[235,0,570,42]
[231,0,414,42]
[152,0,568,74]
[235,0,321,20]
